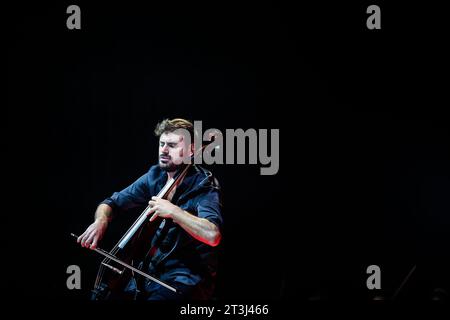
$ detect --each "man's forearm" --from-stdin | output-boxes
[172,208,221,247]
[95,203,113,222]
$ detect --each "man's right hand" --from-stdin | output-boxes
[77,218,108,249]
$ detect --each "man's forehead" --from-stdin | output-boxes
[160,132,185,143]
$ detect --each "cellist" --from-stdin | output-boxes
[77,118,223,300]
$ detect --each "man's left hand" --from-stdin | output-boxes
[147,196,182,222]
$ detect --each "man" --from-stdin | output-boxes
[77,118,223,300]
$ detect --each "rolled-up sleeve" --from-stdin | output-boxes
[196,189,223,230]
[100,172,150,211]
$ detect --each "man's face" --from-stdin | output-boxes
[158,131,192,172]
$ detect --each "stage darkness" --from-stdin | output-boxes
[7,1,450,303]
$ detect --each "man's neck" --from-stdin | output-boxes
[167,171,176,179]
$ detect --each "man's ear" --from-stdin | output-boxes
[190,143,194,157]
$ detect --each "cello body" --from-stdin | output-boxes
[90,164,190,300]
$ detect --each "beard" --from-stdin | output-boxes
[159,161,177,172]
[159,155,178,172]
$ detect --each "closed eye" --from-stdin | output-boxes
[160,142,177,148]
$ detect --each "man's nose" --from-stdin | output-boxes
[161,145,169,153]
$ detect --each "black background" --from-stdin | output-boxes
[7,0,450,309]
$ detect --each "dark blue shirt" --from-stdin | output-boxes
[101,164,223,294]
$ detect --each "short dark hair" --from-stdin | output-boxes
[154,118,195,141]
